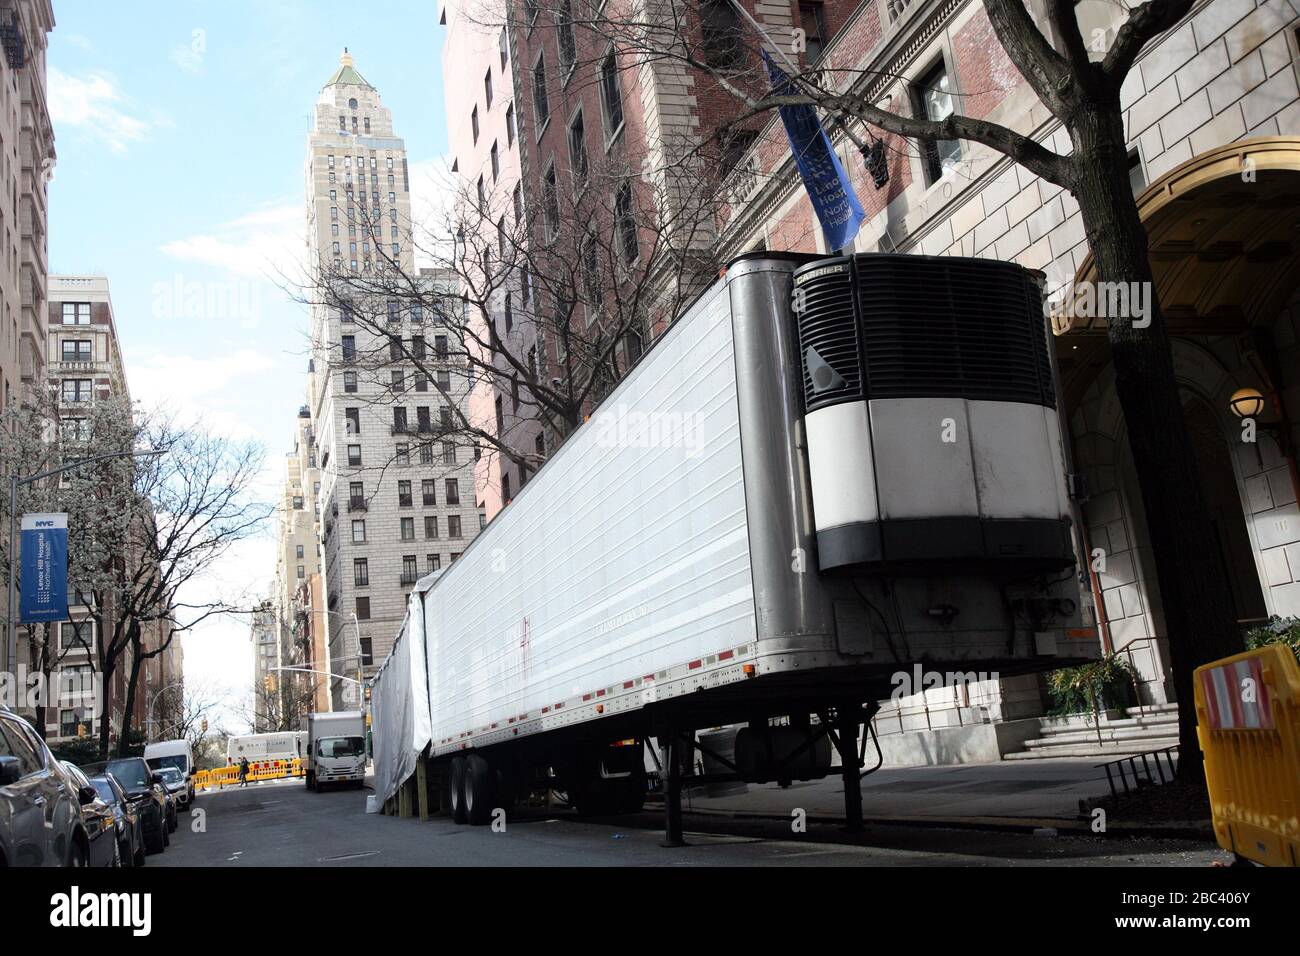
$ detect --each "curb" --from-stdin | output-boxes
[678,805,1215,840]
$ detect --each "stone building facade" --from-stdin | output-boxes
[303,53,485,708]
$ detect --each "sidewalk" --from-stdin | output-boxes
[677,757,1213,837]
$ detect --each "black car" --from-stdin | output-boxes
[89,772,145,866]
[0,708,94,866]
[83,757,169,855]
[58,761,120,867]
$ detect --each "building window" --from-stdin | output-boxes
[504,293,513,333]
[296,544,305,559]
[616,181,638,264]
[62,302,91,325]
[424,515,439,539]
[799,3,827,65]
[344,371,358,393]
[436,370,452,392]
[342,335,356,361]
[445,478,460,505]
[543,164,560,240]
[443,442,456,465]
[913,59,960,184]
[345,407,361,436]
[568,110,588,185]
[503,470,512,502]
[348,444,362,466]
[398,479,412,507]
[421,479,437,506]
[701,2,745,71]
[451,552,463,563]
[402,555,419,585]
[485,69,494,109]
[356,596,370,620]
[396,444,410,466]
[499,28,509,68]
[557,0,577,73]
[59,619,94,651]
[506,103,516,146]
[599,50,624,138]
[392,370,406,393]
[415,373,429,393]
[297,564,305,580]
[471,105,480,144]
[427,553,441,572]
[359,636,373,665]
[401,517,415,540]
[293,495,304,510]
[62,380,92,403]
[532,52,549,129]
[448,515,463,539]
[352,520,366,543]
[353,557,370,587]
[61,340,92,361]
[491,141,500,181]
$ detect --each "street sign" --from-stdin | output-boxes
[19,513,68,623]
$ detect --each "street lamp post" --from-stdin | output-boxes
[146,680,186,742]
[313,608,364,708]
[4,448,166,677]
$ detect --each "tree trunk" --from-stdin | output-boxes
[118,626,145,757]
[1069,102,1242,783]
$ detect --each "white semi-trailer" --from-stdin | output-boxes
[226,731,306,765]
[371,252,1094,840]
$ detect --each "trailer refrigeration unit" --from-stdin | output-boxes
[370,253,1095,842]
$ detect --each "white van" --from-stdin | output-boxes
[144,739,196,808]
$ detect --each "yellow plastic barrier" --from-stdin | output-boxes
[1195,643,1300,866]
[192,758,306,790]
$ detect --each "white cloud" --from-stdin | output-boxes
[126,349,279,439]
[48,67,150,154]
[64,34,94,51]
[160,203,306,283]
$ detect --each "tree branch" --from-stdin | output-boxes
[1103,0,1196,82]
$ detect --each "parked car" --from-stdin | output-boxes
[144,738,196,809]
[58,761,120,867]
[83,757,169,855]
[88,772,145,866]
[0,707,93,866]
[156,768,180,831]
[157,766,189,820]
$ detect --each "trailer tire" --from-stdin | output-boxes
[449,756,469,824]
[464,753,495,826]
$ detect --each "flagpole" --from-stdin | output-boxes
[725,0,883,254]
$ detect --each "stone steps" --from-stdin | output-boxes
[1004,703,1180,760]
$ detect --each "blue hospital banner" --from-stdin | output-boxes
[763,50,865,252]
[20,513,69,623]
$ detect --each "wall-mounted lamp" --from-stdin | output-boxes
[1229,386,1266,419]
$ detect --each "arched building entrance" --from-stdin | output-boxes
[1055,137,1300,706]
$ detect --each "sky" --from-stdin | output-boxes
[47,1,449,732]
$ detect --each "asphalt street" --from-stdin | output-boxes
[155,775,1229,867]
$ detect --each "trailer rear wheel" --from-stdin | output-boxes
[448,756,468,824]
[464,753,495,826]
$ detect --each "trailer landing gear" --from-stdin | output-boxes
[661,733,686,848]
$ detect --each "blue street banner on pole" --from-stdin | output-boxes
[762,50,865,253]
[19,513,68,623]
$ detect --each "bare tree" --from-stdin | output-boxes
[99,419,270,758]
[240,671,320,735]
[299,102,733,505]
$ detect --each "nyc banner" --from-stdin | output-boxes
[19,513,69,623]
[763,50,865,253]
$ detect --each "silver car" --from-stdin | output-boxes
[0,707,94,866]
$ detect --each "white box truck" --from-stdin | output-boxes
[370,253,1095,840]
[303,712,367,791]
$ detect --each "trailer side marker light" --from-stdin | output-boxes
[612,739,637,747]
[624,681,634,689]
[582,693,592,702]
[596,689,606,697]
[596,704,605,714]
[688,660,702,670]
[719,650,734,661]
[743,664,756,677]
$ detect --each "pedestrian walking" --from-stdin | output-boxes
[239,756,250,787]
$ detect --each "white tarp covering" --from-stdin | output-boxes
[369,589,432,803]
